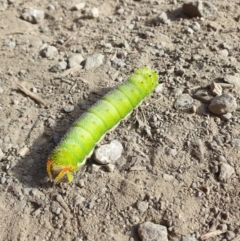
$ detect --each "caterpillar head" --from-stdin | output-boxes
[47,159,74,183]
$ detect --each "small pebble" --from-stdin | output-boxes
[218,49,229,57]
[174,94,194,109]
[209,93,237,115]
[91,164,101,173]
[84,8,99,18]
[21,8,45,24]
[138,222,168,241]
[63,105,74,113]
[19,146,29,157]
[0,177,6,184]
[130,215,140,225]
[218,224,228,231]
[94,140,123,164]
[218,163,235,182]
[157,12,171,25]
[105,163,115,172]
[49,61,67,72]
[163,174,174,182]
[68,54,84,68]
[84,53,104,70]
[136,201,149,213]
[186,27,194,35]
[231,139,240,147]
[192,21,201,31]
[155,83,164,93]
[225,231,236,241]
[40,45,58,59]
[111,58,126,68]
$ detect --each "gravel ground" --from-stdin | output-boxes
[0,0,240,241]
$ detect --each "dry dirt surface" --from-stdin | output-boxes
[0,0,240,241]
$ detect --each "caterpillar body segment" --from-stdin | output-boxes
[47,66,159,182]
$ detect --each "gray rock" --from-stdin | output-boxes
[193,89,213,103]
[63,105,74,113]
[84,7,99,18]
[231,139,240,147]
[182,1,217,19]
[91,164,101,173]
[165,147,177,156]
[172,88,183,97]
[130,215,140,225]
[218,49,229,57]
[174,94,194,109]
[68,53,84,68]
[157,12,171,25]
[186,27,194,35]
[225,231,235,241]
[111,58,126,68]
[49,61,67,72]
[224,74,240,86]
[209,93,237,115]
[40,45,58,59]
[0,177,6,184]
[136,201,149,213]
[155,83,164,93]
[94,140,123,164]
[138,222,168,241]
[21,8,45,24]
[163,173,174,182]
[105,163,115,172]
[4,38,16,49]
[219,163,235,182]
[218,224,228,231]
[221,112,232,120]
[192,21,201,31]
[84,53,104,70]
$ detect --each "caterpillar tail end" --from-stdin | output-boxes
[47,158,73,183]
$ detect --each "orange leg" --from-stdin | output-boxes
[47,158,73,182]
[55,166,73,182]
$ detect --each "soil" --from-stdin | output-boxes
[0,0,240,241]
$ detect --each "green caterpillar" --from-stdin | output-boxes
[47,66,158,182]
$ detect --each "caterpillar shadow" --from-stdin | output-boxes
[11,87,112,188]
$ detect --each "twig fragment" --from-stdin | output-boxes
[200,230,225,240]
[61,31,78,48]
[18,84,46,106]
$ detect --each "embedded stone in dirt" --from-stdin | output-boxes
[138,221,168,241]
[21,8,45,24]
[174,94,194,109]
[208,93,237,115]
[84,53,104,70]
[68,53,84,68]
[182,1,217,19]
[49,61,67,72]
[40,45,58,59]
[218,163,235,182]
[94,140,123,164]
